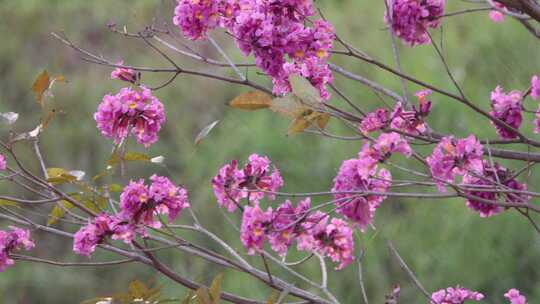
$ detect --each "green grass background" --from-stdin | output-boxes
[0,1,539,303]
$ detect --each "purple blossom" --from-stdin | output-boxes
[385,0,446,46]
[489,85,522,139]
[0,153,6,171]
[332,156,392,230]
[212,154,283,212]
[531,75,540,100]
[427,135,484,191]
[268,198,311,256]
[94,86,166,147]
[173,0,221,40]
[111,60,138,83]
[240,203,273,255]
[431,286,484,304]
[359,108,389,134]
[0,226,34,272]
[462,161,529,217]
[504,288,527,304]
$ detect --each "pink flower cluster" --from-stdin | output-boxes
[489,85,522,139]
[359,90,432,135]
[385,0,446,46]
[240,198,354,269]
[427,135,484,191]
[462,161,529,217]
[120,175,190,228]
[431,286,484,304]
[94,86,166,147]
[504,289,528,304]
[531,75,540,133]
[332,140,395,230]
[0,226,34,272]
[489,2,506,23]
[173,0,335,99]
[73,213,135,256]
[212,154,283,212]
[111,60,138,84]
[73,175,189,256]
[0,153,6,171]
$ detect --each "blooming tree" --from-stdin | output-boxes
[2,0,540,303]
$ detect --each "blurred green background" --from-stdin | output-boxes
[0,1,539,303]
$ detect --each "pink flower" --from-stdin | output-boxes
[531,75,540,100]
[462,161,529,217]
[390,99,432,135]
[427,135,484,191]
[431,286,484,304]
[504,289,527,304]
[111,60,138,83]
[267,198,311,256]
[0,153,6,171]
[385,0,446,46]
[490,85,522,139]
[298,214,354,270]
[332,156,392,230]
[119,176,190,228]
[212,154,283,212]
[73,213,134,257]
[0,226,34,272]
[173,0,335,100]
[373,132,413,158]
[94,86,166,148]
[240,203,273,255]
[489,2,506,23]
[359,108,389,134]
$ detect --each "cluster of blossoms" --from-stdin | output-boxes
[0,226,34,272]
[426,135,484,191]
[531,75,540,133]
[173,0,336,99]
[240,199,354,269]
[74,175,189,256]
[385,0,446,46]
[431,287,528,304]
[489,85,523,139]
[110,61,139,84]
[504,289,528,304]
[332,134,405,230]
[0,153,6,171]
[94,86,166,148]
[73,213,135,256]
[489,2,506,23]
[212,154,283,212]
[431,286,484,304]
[359,89,432,135]
[462,161,529,217]
[214,155,354,269]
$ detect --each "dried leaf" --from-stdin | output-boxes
[128,280,149,299]
[228,91,272,110]
[287,116,311,136]
[196,287,212,304]
[316,113,331,130]
[270,96,306,119]
[32,70,50,106]
[195,120,219,146]
[209,273,224,304]
[266,291,280,304]
[289,74,321,107]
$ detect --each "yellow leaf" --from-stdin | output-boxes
[228,91,272,110]
[196,287,212,304]
[47,200,75,226]
[123,152,151,162]
[287,116,311,136]
[0,199,19,207]
[128,280,149,299]
[316,113,331,129]
[32,70,50,107]
[209,273,224,304]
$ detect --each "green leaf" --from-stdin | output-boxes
[209,273,223,304]
[0,199,19,207]
[123,152,151,162]
[108,183,123,193]
[47,199,75,226]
